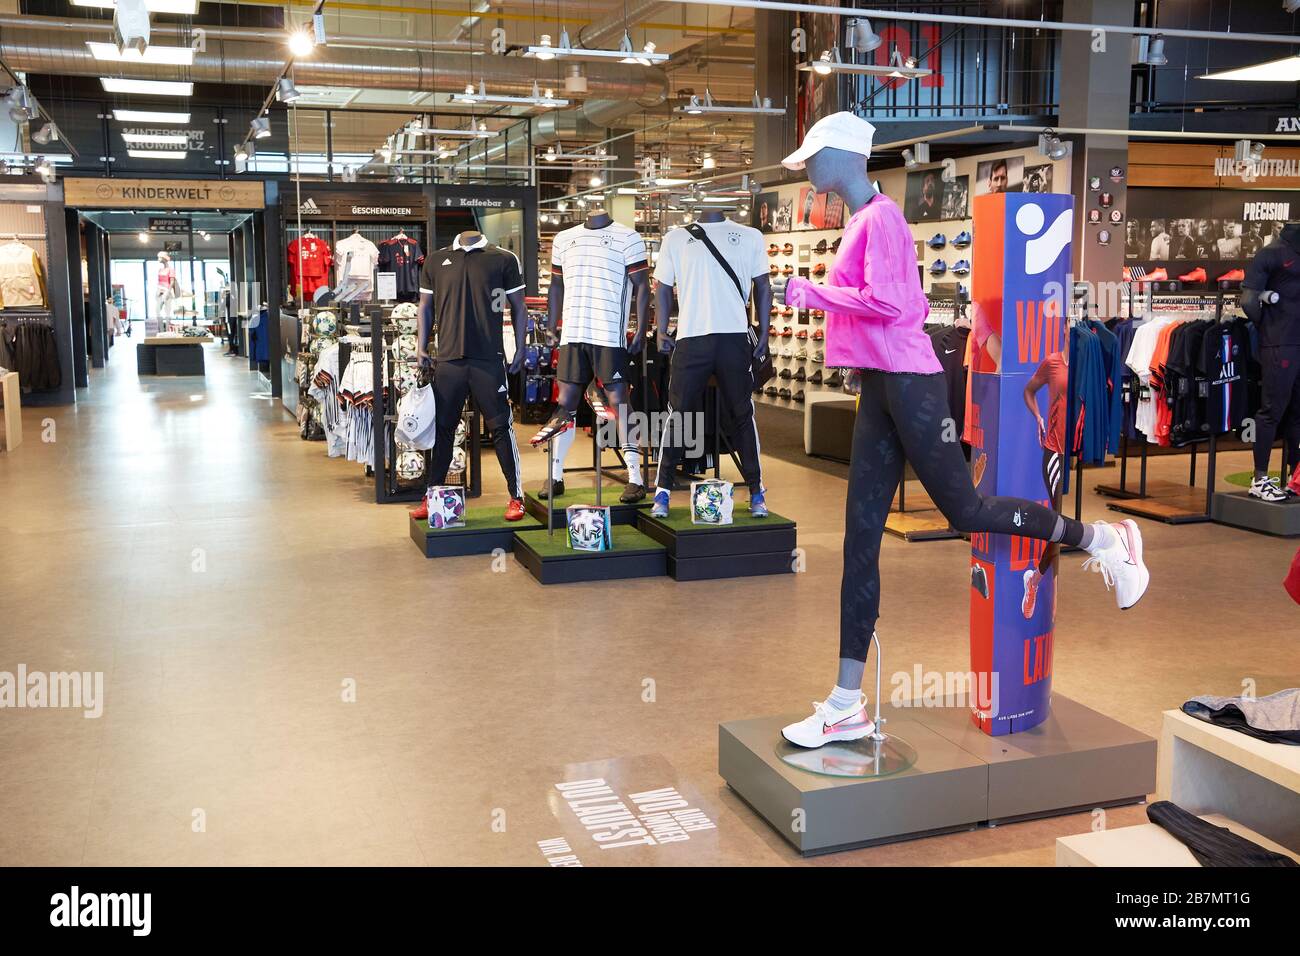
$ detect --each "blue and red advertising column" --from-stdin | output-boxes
[966,192,1073,736]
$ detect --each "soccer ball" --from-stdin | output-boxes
[313,311,338,336]
[397,450,424,481]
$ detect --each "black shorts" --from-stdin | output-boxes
[557,342,629,386]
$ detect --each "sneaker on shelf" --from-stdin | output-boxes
[1249,475,1288,502]
[781,697,875,748]
[769,264,780,276]
[779,368,793,380]
[952,230,972,248]
[825,369,843,388]
[781,326,794,338]
[782,306,795,317]
[812,263,827,276]
[831,237,842,253]
[782,265,795,276]
[1217,268,1246,283]
[1021,569,1039,619]
[796,347,808,360]
[793,388,806,403]
[794,367,807,382]
[765,385,779,397]
[537,478,565,500]
[1178,266,1207,283]
[952,259,971,275]
[778,387,792,400]
[783,242,794,255]
[813,350,825,364]
[620,482,646,504]
[1081,519,1150,610]
[1145,267,1169,282]
[813,239,829,255]
[810,369,824,385]
[927,233,947,249]
[750,490,769,518]
[767,243,780,257]
[650,489,670,518]
[504,498,526,521]
[529,411,575,446]
[929,260,947,276]
[812,328,824,341]
[768,326,778,338]
[796,329,808,339]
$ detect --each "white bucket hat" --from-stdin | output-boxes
[782,111,877,170]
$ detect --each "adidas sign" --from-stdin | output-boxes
[298,197,321,215]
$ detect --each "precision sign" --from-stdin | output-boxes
[62,178,266,210]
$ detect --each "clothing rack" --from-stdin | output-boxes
[1099,288,1240,524]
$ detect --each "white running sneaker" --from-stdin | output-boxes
[1081,519,1149,610]
[1249,475,1287,502]
[781,698,876,748]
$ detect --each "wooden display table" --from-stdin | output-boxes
[137,336,212,376]
[1056,813,1300,866]
[1,371,20,451]
[1157,708,1300,852]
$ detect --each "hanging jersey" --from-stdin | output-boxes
[0,241,47,308]
[288,236,332,297]
[1199,322,1248,435]
[378,236,425,301]
[551,222,648,347]
[335,233,379,280]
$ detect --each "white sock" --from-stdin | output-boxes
[551,426,575,481]
[827,684,862,712]
[1083,521,1117,556]
[623,447,642,486]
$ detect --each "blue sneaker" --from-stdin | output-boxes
[952,230,972,248]
[929,259,947,276]
[750,491,769,518]
[952,259,970,275]
[927,233,946,249]
[651,490,670,518]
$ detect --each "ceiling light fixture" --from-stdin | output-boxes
[137,231,149,243]
[86,41,194,65]
[406,125,494,138]
[1140,33,1167,67]
[524,28,666,63]
[7,87,37,122]
[112,109,190,124]
[589,174,603,187]
[798,49,930,79]
[277,77,301,103]
[122,131,188,146]
[1199,54,1300,82]
[846,18,883,53]
[250,116,272,139]
[34,156,55,184]
[700,153,716,170]
[1037,129,1070,160]
[676,90,785,116]
[72,0,198,12]
[31,124,55,146]
[451,80,569,108]
[288,28,315,58]
[1234,138,1265,163]
[100,77,193,96]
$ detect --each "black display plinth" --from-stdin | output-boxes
[523,482,650,527]
[1212,490,1300,537]
[511,526,667,585]
[636,507,797,581]
[409,508,542,557]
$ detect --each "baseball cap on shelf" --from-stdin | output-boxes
[782,111,877,170]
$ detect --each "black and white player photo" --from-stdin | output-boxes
[1147,218,1171,260]
[1242,220,1268,257]
[975,155,1023,195]
[1215,221,1242,259]
[1023,163,1053,193]
[1169,218,1196,260]
[1125,219,1144,259]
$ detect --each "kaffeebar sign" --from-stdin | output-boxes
[63,178,266,209]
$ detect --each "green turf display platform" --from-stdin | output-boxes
[512,525,667,584]
[637,507,797,580]
[1224,470,1286,489]
[410,507,542,557]
[523,482,650,527]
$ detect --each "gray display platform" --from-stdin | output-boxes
[1211,491,1300,537]
[719,694,1155,856]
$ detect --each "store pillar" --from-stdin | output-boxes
[967,192,1072,736]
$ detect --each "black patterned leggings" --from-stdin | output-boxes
[840,371,1086,661]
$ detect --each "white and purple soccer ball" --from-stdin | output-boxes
[426,485,466,529]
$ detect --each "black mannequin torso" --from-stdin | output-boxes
[585,212,613,230]
[695,210,726,223]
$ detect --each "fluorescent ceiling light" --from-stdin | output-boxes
[72,0,198,12]
[112,109,190,124]
[654,177,691,186]
[1199,55,1300,82]
[406,126,495,138]
[523,28,667,64]
[87,41,194,65]
[676,91,785,117]
[122,132,189,146]
[100,77,194,96]
[127,149,187,159]
[797,48,930,79]
[451,80,568,108]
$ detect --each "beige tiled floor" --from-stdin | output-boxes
[0,344,1296,866]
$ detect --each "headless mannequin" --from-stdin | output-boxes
[1241,222,1300,483]
[778,145,1112,726]
[656,208,773,356]
[543,209,651,498]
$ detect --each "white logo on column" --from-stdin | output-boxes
[1015,202,1073,275]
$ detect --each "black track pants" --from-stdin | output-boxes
[1148,801,1298,867]
[840,371,1085,661]
[429,357,523,500]
[654,332,763,494]
[1252,345,1300,474]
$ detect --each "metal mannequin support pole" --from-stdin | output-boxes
[868,631,886,742]
[595,420,603,507]
[546,437,555,539]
